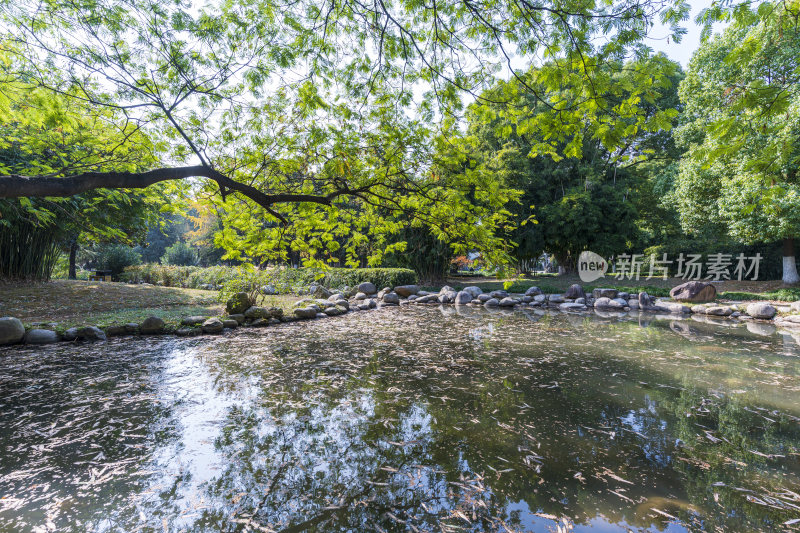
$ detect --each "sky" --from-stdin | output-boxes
[646,0,723,67]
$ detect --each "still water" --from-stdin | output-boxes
[2,306,800,532]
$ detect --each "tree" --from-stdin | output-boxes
[0,0,692,268]
[161,241,198,266]
[675,0,800,283]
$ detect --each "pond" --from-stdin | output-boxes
[2,306,800,532]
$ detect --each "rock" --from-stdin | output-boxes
[222,319,239,329]
[358,303,371,311]
[521,295,533,303]
[249,318,269,327]
[324,305,348,316]
[383,292,400,304]
[124,323,139,334]
[368,299,377,309]
[525,286,542,296]
[311,285,332,299]
[564,284,585,299]
[533,294,546,303]
[638,292,655,308]
[328,293,344,302]
[490,290,508,299]
[463,286,483,298]
[394,285,419,297]
[226,292,252,314]
[357,282,377,295]
[477,294,492,303]
[499,297,517,307]
[176,328,194,336]
[229,314,246,325]
[315,313,327,318]
[691,305,707,314]
[592,288,618,299]
[105,325,129,336]
[0,317,25,345]
[354,292,367,300]
[181,316,208,326]
[547,294,565,304]
[439,285,455,294]
[705,306,733,316]
[77,326,107,341]
[455,291,473,305]
[627,299,639,310]
[594,297,624,310]
[63,327,79,341]
[612,297,628,307]
[559,303,587,312]
[654,302,691,314]
[23,329,59,344]
[261,284,277,295]
[776,315,800,327]
[747,302,777,320]
[201,317,224,334]
[669,281,716,303]
[334,299,349,310]
[245,306,271,319]
[484,298,500,307]
[575,297,586,304]
[791,301,800,313]
[139,317,165,335]
[294,307,318,319]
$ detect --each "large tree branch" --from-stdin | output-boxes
[0,166,337,211]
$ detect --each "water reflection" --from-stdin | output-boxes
[2,308,800,532]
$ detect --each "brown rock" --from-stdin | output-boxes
[669,281,716,303]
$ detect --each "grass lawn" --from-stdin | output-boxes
[0,280,298,332]
[440,274,800,302]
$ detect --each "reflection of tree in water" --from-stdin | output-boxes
[171,311,800,532]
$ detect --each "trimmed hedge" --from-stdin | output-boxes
[121,264,417,292]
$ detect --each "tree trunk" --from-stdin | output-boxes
[783,238,800,284]
[68,239,78,280]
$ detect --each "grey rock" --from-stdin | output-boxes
[455,291,473,305]
[592,288,619,299]
[654,302,691,314]
[357,282,377,295]
[358,303,371,311]
[124,323,139,334]
[328,293,344,301]
[791,301,800,313]
[139,317,165,335]
[245,306,271,319]
[547,294,565,304]
[564,284,585,300]
[463,286,483,298]
[477,294,492,303]
[575,297,586,304]
[484,298,500,308]
[383,292,400,304]
[77,326,107,341]
[105,325,129,336]
[691,305,708,314]
[499,297,517,307]
[746,302,777,320]
[670,281,716,303]
[24,329,59,344]
[559,302,587,312]
[533,294,547,303]
[311,285,332,299]
[524,286,542,296]
[334,299,350,310]
[354,292,367,300]
[612,297,628,307]
[705,306,733,316]
[324,305,348,316]
[627,299,639,310]
[490,290,509,299]
[521,295,533,303]
[439,285,456,294]
[261,284,277,295]
[618,292,629,300]
[202,317,225,334]
[222,319,239,329]
[638,292,655,308]
[226,292,252,315]
[368,299,377,309]
[394,285,419,297]
[316,313,328,318]
[294,307,318,319]
[229,314,246,324]
[249,318,269,327]
[0,317,25,345]
[181,315,209,326]
[63,327,79,341]
[594,297,624,310]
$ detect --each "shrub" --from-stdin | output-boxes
[161,241,198,266]
[96,244,142,279]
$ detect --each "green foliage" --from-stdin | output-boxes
[122,264,417,292]
[719,290,800,303]
[94,244,142,279]
[161,241,198,267]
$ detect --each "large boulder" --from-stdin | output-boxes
[202,318,225,334]
[394,285,419,297]
[455,291,473,305]
[747,302,777,320]
[0,317,25,345]
[357,282,377,295]
[638,292,655,308]
[139,316,165,335]
[463,286,483,298]
[226,292,252,314]
[592,288,618,299]
[564,284,585,300]
[294,307,318,319]
[669,281,716,303]
[23,329,59,344]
